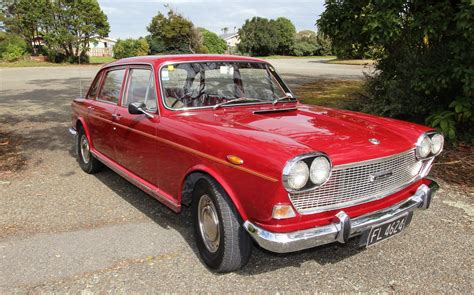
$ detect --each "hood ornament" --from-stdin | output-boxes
[369,138,380,145]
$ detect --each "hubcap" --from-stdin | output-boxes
[198,194,220,253]
[80,135,90,164]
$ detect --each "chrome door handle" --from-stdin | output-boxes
[87,106,94,110]
[112,113,121,120]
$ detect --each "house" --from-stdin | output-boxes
[219,33,240,54]
[88,37,116,57]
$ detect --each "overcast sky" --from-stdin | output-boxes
[98,0,326,39]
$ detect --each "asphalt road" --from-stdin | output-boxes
[0,59,472,293]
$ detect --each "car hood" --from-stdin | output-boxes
[171,103,431,166]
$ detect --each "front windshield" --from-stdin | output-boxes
[160,61,292,109]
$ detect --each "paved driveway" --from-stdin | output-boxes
[0,60,471,293]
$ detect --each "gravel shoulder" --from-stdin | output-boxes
[0,60,472,293]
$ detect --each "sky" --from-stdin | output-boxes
[97,0,326,39]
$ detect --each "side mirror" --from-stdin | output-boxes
[128,102,155,118]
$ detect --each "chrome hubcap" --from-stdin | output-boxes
[198,194,220,253]
[80,135,90,164]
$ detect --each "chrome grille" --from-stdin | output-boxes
[289,150,422,214]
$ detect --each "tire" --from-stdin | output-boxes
[77,126,102,174]
[192,175,253,272]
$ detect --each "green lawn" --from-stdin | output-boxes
[294,79,365,109]
[89,56,115,64]
[326,59,375,65]
[0,60,66,68]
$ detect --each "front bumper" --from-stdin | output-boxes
[68,127,78,155]
[244,181,439,253]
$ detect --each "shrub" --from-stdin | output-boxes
[199,29,227,54]
[0,33,27,62]
[113,38,149,59]
[292,41,317,56]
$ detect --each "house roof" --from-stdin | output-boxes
[219,33,239,40]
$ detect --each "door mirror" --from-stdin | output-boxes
[128,102,155,118]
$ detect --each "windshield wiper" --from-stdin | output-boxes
[273,92,296,105]
[213,97,262,110]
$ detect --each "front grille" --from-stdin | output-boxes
[289,150,422,214]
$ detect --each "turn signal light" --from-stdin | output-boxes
[272,204,296,219]
[227,155,244,165]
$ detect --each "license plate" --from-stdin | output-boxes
[360,213,413,247]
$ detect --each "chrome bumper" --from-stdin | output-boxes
[244,181,439,253]
[68,127,78,155]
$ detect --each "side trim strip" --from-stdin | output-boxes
[89,114,278,182]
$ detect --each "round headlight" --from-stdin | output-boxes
[416,135,432,159]
[431,134,444,155]
[287,161,309,190]
[310,156,331,185]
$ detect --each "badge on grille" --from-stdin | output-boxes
[369,138,380,145]
[369,170,393,182]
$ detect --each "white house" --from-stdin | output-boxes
[219,33,240,54]
[88,37,116,57]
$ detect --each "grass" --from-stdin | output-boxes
[326,59,376,65]
[258,55,336,59]
[0,60,66,68]
[294,79,365,109]
[89,56,115,64]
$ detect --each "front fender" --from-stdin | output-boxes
[181,164,249,221]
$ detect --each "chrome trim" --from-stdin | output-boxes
[158,60,296,112]
[282,152,333,193]
[287,149,433,214]
[68,127,78,155]
[244,181,438,253]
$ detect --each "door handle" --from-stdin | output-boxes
[112,113,121,120]
[87,106,94,110]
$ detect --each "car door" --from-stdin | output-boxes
[113,66,159,185]
[88,67,126,160]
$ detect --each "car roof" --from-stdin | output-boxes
[103,54,266,69]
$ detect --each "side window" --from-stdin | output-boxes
[98,69,126,104]
[86,72,102,99]
[124,68,157,111]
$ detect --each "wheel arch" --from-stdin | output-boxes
[75,117,94,149]
[180,165,248,221]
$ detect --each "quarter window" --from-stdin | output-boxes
[86,72,102,99]
[124,68,157,111]
[98,69,126,103]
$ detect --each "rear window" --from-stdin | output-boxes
[98,69,126,104]
[86,72,102,99]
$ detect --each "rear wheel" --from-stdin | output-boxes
[77,127,102,174]
[192,175,253,272]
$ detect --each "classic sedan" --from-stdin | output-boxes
[69,55,443,272]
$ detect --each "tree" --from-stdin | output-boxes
[147,9,202,53]
[113,38,149,59]
[272,17,296,55]
[238,17,279,56]
[1,0,49,55]
[2,0,110,62]
[0,31,27,61]
[43,0,110,63]
[199,28,227,54]
[293,30,332,56]
[317,0,473,141]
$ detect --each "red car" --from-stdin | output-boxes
[70,55,442,272]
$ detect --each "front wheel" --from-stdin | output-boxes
[192,175,253,272]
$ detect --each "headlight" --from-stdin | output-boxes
[416,135,432,159]
[283,152,332,192]
[310,156,331,185]
[430,133,444,155]
[286,161,309,190]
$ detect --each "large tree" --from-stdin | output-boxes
[199,28,227,54]
[147,9,202,53]
[272,17,296,55]
[318,0,473,141]
[44,0,110,62]
[237,17,279,56]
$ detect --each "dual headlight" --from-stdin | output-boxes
[416,132,444,159]
[282,153,332,191]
